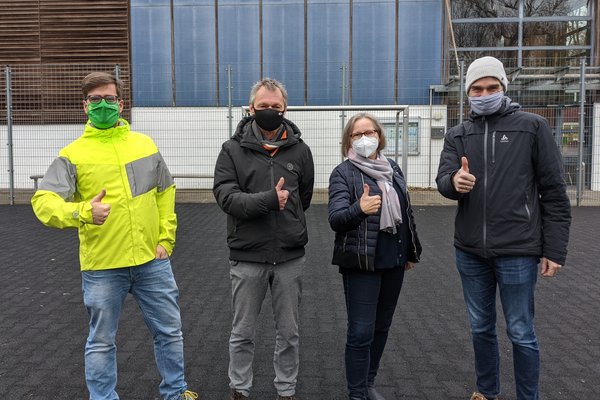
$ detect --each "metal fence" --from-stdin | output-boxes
[1,59,599,205]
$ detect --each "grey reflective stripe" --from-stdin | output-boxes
[39,156,77,200]
[156,152,174,192]
[125,152,173,197]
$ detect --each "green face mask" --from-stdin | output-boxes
[87,99,120,129]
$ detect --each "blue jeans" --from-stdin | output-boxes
[81,258,187,400]
[456,249,540,400]
[342,267,405,400]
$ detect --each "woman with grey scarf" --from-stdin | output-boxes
[328,113,422,400]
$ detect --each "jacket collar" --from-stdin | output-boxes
[82,118,130,140]
[234,115,301,151]
[468,96,522,121]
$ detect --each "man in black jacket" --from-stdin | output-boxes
[213,78,314,400]
[436,56,571,400]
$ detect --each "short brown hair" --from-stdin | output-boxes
[249,78,288,108]
[341,113,386,157]
[81,72,123,98]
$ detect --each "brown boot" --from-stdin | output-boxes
[230,390,249,400]
[470,392,498,400]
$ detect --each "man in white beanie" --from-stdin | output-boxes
[436,56,571,400]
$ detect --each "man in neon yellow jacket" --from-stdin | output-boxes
[31,72,198,400]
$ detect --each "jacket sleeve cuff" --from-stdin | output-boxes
[158,241,174,256]
[79,201,94,224]
[267,189,280,210]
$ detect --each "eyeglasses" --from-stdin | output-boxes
[351,130,378,139]
[86,95,119,104]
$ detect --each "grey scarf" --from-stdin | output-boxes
[348,149,403,234]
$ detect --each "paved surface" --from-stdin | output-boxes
[0,204,599,400]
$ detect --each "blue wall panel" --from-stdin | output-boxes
[352,1,396,105]
[174,0,217,106]
[131,0,173,106]
[130,0,444,106]
[397,1,443,104]
[218,0,260,106]
[262,1,304,106]
[307,1,349,105]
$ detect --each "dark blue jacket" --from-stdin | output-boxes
[328,159,421,271]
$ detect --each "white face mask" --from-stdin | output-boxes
[352,135,379,158]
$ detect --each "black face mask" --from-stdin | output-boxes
[254,108,284,131]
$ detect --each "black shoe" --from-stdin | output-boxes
[367,386,386,400]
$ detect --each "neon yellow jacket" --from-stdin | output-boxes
[31,119,177,271]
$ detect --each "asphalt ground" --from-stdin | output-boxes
[0,204,598,400]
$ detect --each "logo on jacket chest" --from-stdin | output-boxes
[287,162,294,171]
[499,134,509,143]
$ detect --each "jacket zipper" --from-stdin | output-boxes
[483,118,488,256]
[112,137,138,265]
[358,173,368,270]
[269,156,277,264]
[492,131,496,164]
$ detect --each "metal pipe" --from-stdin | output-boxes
[394,112,400,166]
[5,66,14,205]
[402,108,409,175]
[340,64,347,163]
[577,58,586,206]
[459,59,465,124]
[428,86,433,188]
[227,65,233,138]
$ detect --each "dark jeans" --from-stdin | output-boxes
[456,249,540,400]
[342,267,405,400]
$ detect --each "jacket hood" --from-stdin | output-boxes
[468,96,522,121]
[233,115,303,148]
[82,118,130,140]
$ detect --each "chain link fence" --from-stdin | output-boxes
[1,59,599,205]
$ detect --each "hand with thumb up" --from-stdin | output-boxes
[275,177,289,211]
[359,184,381,215]
[453,156,476,194]
[90,189,111,225]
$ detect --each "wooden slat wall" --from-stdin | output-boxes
[1,0,130,124]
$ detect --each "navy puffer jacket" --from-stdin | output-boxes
[328,159,421,271]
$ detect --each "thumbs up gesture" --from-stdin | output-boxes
[90,189,111,225]
[275,177,289,211]
[453,156,476,193]
[359,184,381,215]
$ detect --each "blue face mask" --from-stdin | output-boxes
[469,91,504,116]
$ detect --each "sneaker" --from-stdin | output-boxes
[180,390,199,400]
[230,390,249,400]
[276,396,297,400]
[470,392,498,400]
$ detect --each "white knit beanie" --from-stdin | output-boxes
[465,56,508,93]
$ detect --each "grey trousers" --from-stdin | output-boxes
[228,256,305,397]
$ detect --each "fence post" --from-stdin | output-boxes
[227,64,233,138]
[577,57,586,206]
[5,66,14,205]
[402,108,409,177]
[459,59,465,124]
[340,64,347,162]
